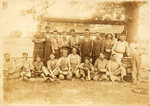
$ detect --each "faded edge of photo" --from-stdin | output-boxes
[0,31,3,105]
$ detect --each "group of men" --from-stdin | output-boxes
[3,25,144,85]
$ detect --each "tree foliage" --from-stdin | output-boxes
[9,30,23,38]
[20,0,55,25]
[92,2,125,21]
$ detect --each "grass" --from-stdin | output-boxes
[2,37,149,105]
[3,77,148,105]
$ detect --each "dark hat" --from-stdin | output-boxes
[105,33,113,39]
[84,57,90,61]
[4,53,10,56]
[22,52,28,55]
[45,26,50,30]
[85,29,89,31]
[70,29,75,33]
[100,52,106,57]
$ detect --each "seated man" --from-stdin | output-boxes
[3,53,19,80]
[106,54,126,82]
[68,48,81,78]
[57,50,72,80]
[47,53,59,78]
[19,52,32,80]
[32,56,50,78]
[93,52,108,81]
[79,57,94,81]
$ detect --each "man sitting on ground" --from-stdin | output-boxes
[93,52,109,81]
[79,57,94,81]
[68,48,81,78]
[19,52,32,80]
[3,53,19,80]
[32,56,51,78]
[57,50,72,80]
[106,54,126,82]
[47,53,59,79]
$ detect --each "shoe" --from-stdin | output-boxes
[72,78,75,81]
[121,78,126,83]
[81,77,85,81]
[132,82,137,85]
[98,78,103,81]
[110,76,115,82]
[49,78,55,82]
[106,77,110,81]
[46,74,50,77]
[24,77,30,81]
[45,78,51,83]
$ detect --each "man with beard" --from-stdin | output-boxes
[93,52,108,81]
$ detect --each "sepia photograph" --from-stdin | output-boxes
[0,0,149,106]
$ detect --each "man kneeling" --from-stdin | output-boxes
[57,50,72,80]
[106,54,126,82]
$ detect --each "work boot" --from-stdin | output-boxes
[81,77,85,81]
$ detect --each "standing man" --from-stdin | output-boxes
[80,29,93,62]
[130,36,144,84]
[44,26,52,66]
[32,25,45,62]
[69,29,80,55]
[92,32,103,65]
[102,33,114,60]
[51,30,61,59]
[59,31,70,56]
[112,34,129,62]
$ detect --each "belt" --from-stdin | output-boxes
[54,49,59,51]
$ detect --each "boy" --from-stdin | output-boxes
[93,52,108,81]
[47,53,59,78]
[57,50,72,80]
[68,48,81,78]
[106,54,126,82]
[79,57,94,81]
[20,52,32,80]
[32,56,50,78]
